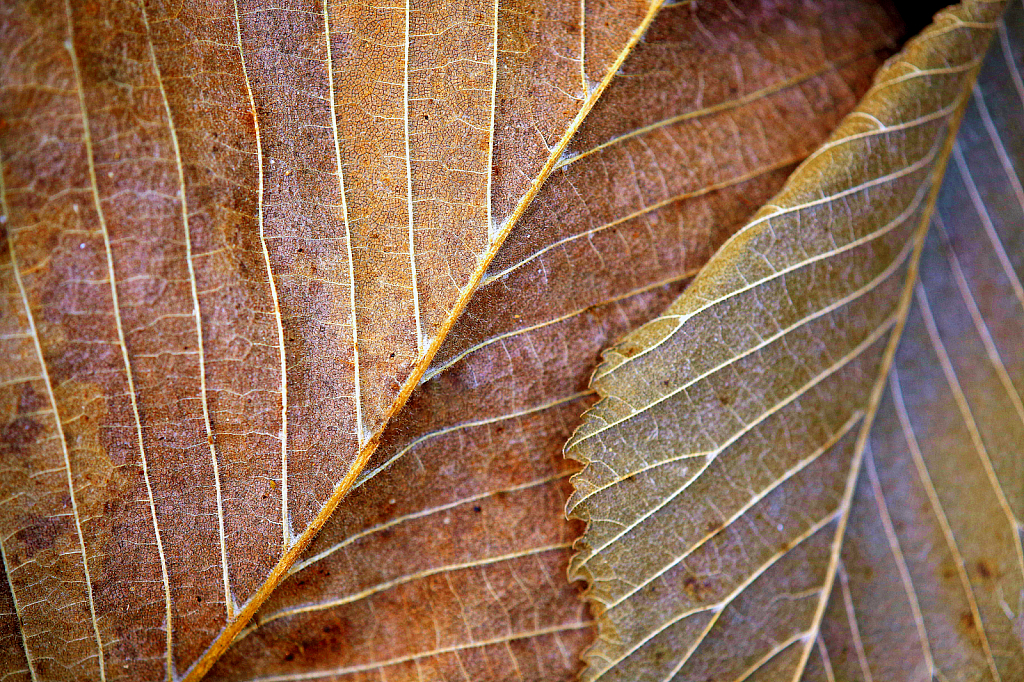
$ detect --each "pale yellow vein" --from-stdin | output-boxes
[814,634,837,682]
[291,471,573,575]
[323,0,364,445]
[952,143,1024,312]
[244,543,571,635]
[889,368,1002,682]
[916,282,1024,576]
[590,511,839,682]
[425,268,699,384]
[837,561,875,682]
[139,2,233,620]
[68,0,172,676]
[599,412,864,610]
[731,632,807,682]
[864,446,934,673]
[353,390,590,490]
[233,0,291,548]
[241,621,592,682]
[0,541,38,682]
[404,0,422,353]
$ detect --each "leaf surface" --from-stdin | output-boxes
[807,6,1024,677]
[194,1,902,680]
[563,1,1016,680]
[0,0,658,677]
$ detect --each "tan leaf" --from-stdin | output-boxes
[807,10,1024,677]
[0,0,659,677]
[563,1,1019,681]
[193,2,902,680]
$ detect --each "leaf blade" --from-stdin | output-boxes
[564,2,1008,680]
[194,2,905,680]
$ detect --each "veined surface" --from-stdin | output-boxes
[196,1,902,680]
[0,0,656,677]
[564,1,1021,680]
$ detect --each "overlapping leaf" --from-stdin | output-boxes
[805,9,1024,676]
[0,0,661,677]
[564,1,1014,680]
[193,1,903,680]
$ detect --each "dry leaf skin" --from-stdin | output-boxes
[564,1,1011,680]
[0,0,659,678]
[805,15,1024,674]
[198,1,901,680]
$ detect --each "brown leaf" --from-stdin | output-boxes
[0,0,659,677]
[562,1,1018,680]
[197,2,902,680]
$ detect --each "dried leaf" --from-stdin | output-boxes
[564,1,1017,680]
[807,8,1024,677]
[0,0,659,677]
[195,2,902,680]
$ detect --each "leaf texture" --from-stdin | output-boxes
[806,6,1024,677]
[563,1,1012,680]
[194,1,903,680]
[0,0,659,678]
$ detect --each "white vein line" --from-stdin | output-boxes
[889,368,1002,682]
[601,412,863,610]
[837,561,874,682]
[0,541,38,682]
[770,86,964,187]
[731,631,806,682]
[570,207,919,465]
[864,446,934,673]
[935,215,1024,433]
[291,470,573,575]
[68,0,172,675]
[815,634,837,682]
[556,49,884,170]
[791,310,913,682]
[952,141,1024,314]
[574,306,900,573]
[917,283,1024,573]
[139,1,233,621]
[485,0,664,252]
[590,510,839,682]
[404,0,422,353]
[1000,15,1024,131]
[973,71,1024,226]
[251,543,571,630]
[480,154,803,286]
[242,621,591,682]
[486,0,498,241]
[352,390,590,491]
[424,268,699,383]
[323,0,363,446]
[233,0,290,547]
[1,162,52,682]
[585,131,941,388]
